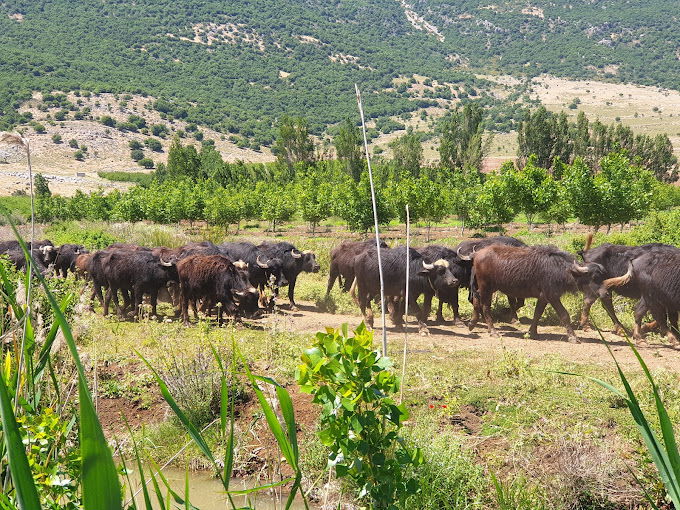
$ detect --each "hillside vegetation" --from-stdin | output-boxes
[1,0,678,144]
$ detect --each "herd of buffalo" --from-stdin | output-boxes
[1,234,680,346]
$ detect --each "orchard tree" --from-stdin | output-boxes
[448,168,483,233]
[338,171,393,233]
[298,168,333,233]
[418,176,449,240]
[258,182,297,232]
[205,187,244,232]
[503,157,557,229]
[389,131,423,177]
[469,173,514,228]
[334,118,363,182]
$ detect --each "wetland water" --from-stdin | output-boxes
[129,467,312,509]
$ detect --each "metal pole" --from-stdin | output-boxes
[400,205,410,404]
[355,84,387,356]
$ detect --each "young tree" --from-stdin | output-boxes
[258,182,297,232]
[274,116,315,170]
[503,158,557,229]
[389,131,423,177]
[298,168,333,233]
[469,173,514,228]
[334,118,363,182]
[337,171,393,232]
[204,187,244,232]
[439,103,487,171]
[34,173,51,198]
[448,168,483,234]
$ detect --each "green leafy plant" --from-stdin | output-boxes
[297,323,423,509]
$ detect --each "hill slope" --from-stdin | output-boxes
[1,0,678,143]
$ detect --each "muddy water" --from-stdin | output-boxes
[129,467,312,509]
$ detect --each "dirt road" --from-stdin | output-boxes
[264,302,680,372]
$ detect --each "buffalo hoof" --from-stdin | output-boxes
[567,336,581,344]
[419,327,429,337]
[527,330,538,340]
[490,329,501,339]
[289,305,299,312]
[579,323,591,332]
[613,325,627,337]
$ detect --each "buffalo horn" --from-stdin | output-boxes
[291,249,302,259]
[159,257,174,267]
[456,247,472,261]
[422,261,434,270]
[571,261,590,274]
[256,256,269,268]
[603,261,633,289]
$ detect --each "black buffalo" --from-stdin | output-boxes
[469,244,606,343]
[352,246,459,334]
[258,242,319,310]
[101,249,178,318]
[578,234,680,335]
[54,244,88,278]
[603,250,680,345]
[219,242,286,304]
[177,254,259,325]
[326,239,388,296]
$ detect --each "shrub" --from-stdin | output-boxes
[298,324,423,508]
[138,157,154,169]
[68,138,79,149]
[51,134,62,144]
[73,150,84,161]
[130,149,144,161]
[128,140,142,150]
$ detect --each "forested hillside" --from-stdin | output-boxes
[1,0,678,144]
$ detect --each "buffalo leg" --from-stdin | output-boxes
[181,293,190,326]
[358,292,374,329]
[149,289,159,317]
[528,299,548,339]
[598,294,627,336]
[103,288,112,316]
[288,275,298,310]
[325,265,339,296]
[578,291,599,331]
[437,299,447,323]
[550,298,579,343]
[633,299,647,342]
[422,293,434,323]
[408,298,429,335]
[480,291,498,337]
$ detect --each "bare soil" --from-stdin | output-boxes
[264,302,680,372]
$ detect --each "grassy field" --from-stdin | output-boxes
[31,218,677,508]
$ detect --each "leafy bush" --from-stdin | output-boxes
[44,222,120,249]
[298,324,423,508]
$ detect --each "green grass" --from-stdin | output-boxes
[98,171,155,186]
[0,195,32,224]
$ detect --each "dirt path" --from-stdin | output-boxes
[262,302,680,372]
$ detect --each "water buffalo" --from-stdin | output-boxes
[0,239,56,274]
[351,246,459,334]
[101,249,178,318]
[578,234,680,335]
[258,242,320,310]
[603,250,680,345]
[469,244,606,343]
[53,244,87,278]
[219,242,286,305]
[326,239,388,296]
[419,245,470,324]
[177,254,259,325]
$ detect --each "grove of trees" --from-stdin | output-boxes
[35,115,679,235]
